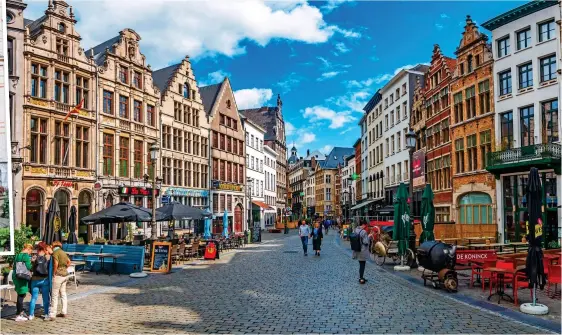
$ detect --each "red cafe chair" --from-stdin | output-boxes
[547,264,561,298]
[513,272,533,306]
[490,260,515,295]
[470,260,496,291]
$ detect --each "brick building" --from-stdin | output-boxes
[410,76,427,218]
[450,16,496,226]
[423,45,456,223]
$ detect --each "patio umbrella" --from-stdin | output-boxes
[42,198,61,244]
[156,202,208,221]
[222,210,229,238]
[393,183,409,257]
[524,167,547,310]
[66,206,78,244]
[419,184,435,244]
[203,217,212,239]
[81,202,163,224]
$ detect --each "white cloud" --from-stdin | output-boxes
[317,71,345,81]
[199,70,231,86]
[346,63,429,90]
[234,88,273,109]
[276,72,303,93]
[302,106,356,129]
[285,122,296,136]
[25,0,355,68]
[339,127,356,135]
[321,145,334,154]
[298,132,316,144]
[435,23,444,30]
[321,0,350,13]
[440,13,450,19]
[334,42,351,54]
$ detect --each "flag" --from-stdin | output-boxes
[63,99,84,121]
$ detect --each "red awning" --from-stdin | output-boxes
[252,200,273,210]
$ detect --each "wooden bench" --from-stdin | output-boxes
[102,245,145,274]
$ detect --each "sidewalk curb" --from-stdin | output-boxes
[334,235,561,334]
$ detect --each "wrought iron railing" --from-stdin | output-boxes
[487,143,561,167]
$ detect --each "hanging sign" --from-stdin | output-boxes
[119,186,160,197]
[150,242,172,273]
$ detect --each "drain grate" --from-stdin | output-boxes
[283,251,299,253]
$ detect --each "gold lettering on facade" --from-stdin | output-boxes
[29,98,50,107]
[30,167,48,174]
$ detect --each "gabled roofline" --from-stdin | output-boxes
[482,0,557,31]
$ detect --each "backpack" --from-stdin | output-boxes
[34,255,49,276]
[350,229,363,252]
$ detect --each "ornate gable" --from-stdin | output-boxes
[456,15,489,56]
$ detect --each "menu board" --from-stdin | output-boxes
[150,242,172,273]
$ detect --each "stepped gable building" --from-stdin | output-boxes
[314,147,354,219]
[88,28,162,240]
[450,15,496,227]
[409,75,428,217]
[239,95,287,222]
[200,78,246,233]
[152,56,210,234]
[20,0,97,239]
[422,44,456,223]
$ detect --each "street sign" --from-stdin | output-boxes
[93,182,102,191]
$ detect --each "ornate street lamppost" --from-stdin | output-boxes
[405,130,417,267]
[149,143,160,240]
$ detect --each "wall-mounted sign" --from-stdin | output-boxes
[211,180,242,192]
[412,149,426,189]
[93,182,103,191]
[119,186,160,197]
[164,187,209,197]
[50,180,75,188]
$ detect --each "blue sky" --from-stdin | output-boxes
[26,0,521,155]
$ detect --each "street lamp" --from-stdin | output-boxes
[149,143,160,239]
[405,130,417,267]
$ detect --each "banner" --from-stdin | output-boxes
[412,149,425,189]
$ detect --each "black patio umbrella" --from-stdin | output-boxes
[156,202,211,221]
[525,167,546,305]
[42,198,61,244]
[81,202,164,225]
[67,206,78,244]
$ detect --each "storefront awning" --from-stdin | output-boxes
[350,199,376,211]
[252,200,274,210]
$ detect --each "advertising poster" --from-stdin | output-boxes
[412,149,426,189]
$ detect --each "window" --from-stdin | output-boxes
[31,63,48,99]
[478,80,490,114]
[119,96,129,118]
[454,92,463,123]
[147,105,155,126]
[480,130,491,169]
[520,106,535,146]
[467,55,473,73]
[455,138,464,174]
[55,38,69,56]
[390,111,394,127]
[103,90,113,115]
[53,121,70,166]
[133,100,142,122]
[326,188,331,201]
[518,63,533,89]
[58,22,65,33]
[465,86,476,119]
[326,175,331,184]
[459,63,465,75]
[30,117,47,164]
[396,131,401,152]
[390,93,394,104]
[75,125,89,168]
[517,28,531,50]
[538,20,555,42]
[541,100,559,143]
[119,137,129,177]
[133,71,142,89]
[500,111,513,149]
[183,83,189,99]
[134,140,143,178]
[202,137,208,158]
[76,76,89,109]
[103,134,114,176]
[458,193,492,224]
[396,106,401,121]
[54,70,70,103]
[540,55,556,82]
[173,159,181,186]
[497,37,510,57]
[194,163,200,187]
[163,158,171,185]
[466,134,477,171]
[498,70,512,96]
[7,38,14,75]
[119,66,128,84]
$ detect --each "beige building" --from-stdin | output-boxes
[6,0,28,226]
[89,28,161,240]
[20,0,97,240]
[153,56,210,234]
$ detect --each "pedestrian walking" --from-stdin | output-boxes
[312,222,323,256]
[351,222,372,284]
[29,242,52,320]
[47,241,71,321]
[12,243,33,321]
[299,221,311,256]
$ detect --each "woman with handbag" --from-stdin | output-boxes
[12,243,33,321]
[28,242,52,320]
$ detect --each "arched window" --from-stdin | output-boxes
[183,83,189,99]
[58,23,66,33]
[458,192,492,224]
[54,190,70,232]
[26,189,44,235]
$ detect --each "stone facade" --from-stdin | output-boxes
[153,56,210,234]
[353,139,361,203]
[20,0,97,240]
[450,16,496,225]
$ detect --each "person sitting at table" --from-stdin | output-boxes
[29,242,52,320]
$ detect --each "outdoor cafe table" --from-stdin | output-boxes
[509,242,528,253]
[467,243,512,252]
[486,267,523,304]
[94,253,125,275]
[464,237,495,244]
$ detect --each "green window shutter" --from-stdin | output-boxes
[454,92,463,104]
[478,80,490,93]
[455,138,464,150]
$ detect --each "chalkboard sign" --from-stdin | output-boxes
[150,242,172,273]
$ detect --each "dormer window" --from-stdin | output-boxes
[58,23,66,34]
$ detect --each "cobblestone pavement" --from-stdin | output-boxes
[0,232,552,334]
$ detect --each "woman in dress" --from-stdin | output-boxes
[311,222,324,256]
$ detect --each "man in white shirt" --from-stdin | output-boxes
[298,222,311,256]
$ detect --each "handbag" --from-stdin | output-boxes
[15,260,32,281]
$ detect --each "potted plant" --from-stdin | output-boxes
[94,237,107,245]
[1,266,11,285]
[77,237,85,244]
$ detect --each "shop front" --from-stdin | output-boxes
[211,180,245,234]
[162,187,209,233]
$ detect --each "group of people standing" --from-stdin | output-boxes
[298,221,324,256]
[12,241,71,322]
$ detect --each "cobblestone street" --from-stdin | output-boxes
[0,232,554,334]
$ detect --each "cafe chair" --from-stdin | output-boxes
[0,270,15,303]
[547,264,561,298]
[67,266,78,290]
[470,260,496,291]
[489,260,515,295]
[513,272,532,306]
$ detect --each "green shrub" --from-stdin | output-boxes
[1,196,9,219]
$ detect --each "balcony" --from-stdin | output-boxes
[57,54,70,63]
[486,143,561,176]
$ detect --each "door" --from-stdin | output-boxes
[234,205,242,232]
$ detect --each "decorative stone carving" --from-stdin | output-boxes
[42,35,47,44]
